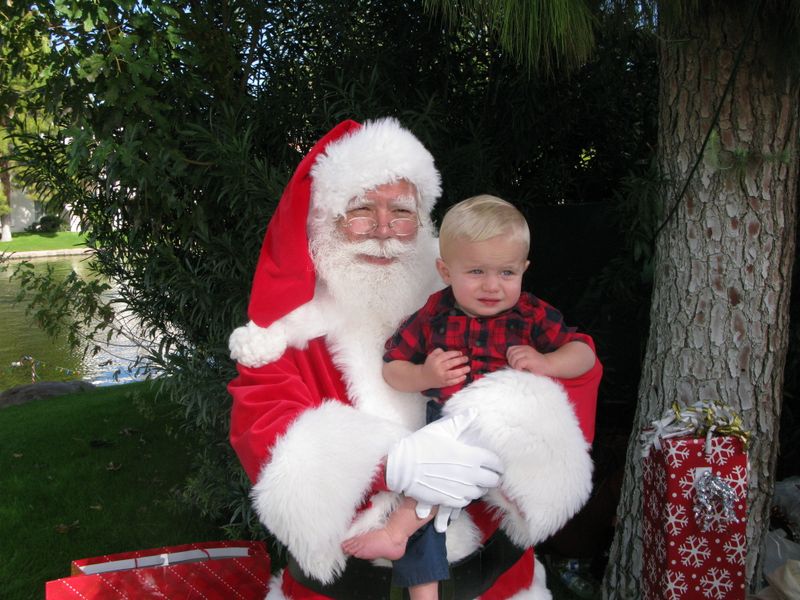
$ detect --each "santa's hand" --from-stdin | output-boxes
[413,504,461,533]
[415,502,433,519]
[433,506,462,533]
[386,410,503,510]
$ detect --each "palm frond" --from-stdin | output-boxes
[423,0,596,73]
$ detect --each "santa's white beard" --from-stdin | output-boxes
[311,227,439,340]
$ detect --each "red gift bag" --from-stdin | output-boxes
[46,540,271,599]
[642,436,748,600]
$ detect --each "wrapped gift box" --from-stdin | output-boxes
[642,436,748,600]
[46,540,270,599]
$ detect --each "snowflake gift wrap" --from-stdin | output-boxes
[641,435,748,600]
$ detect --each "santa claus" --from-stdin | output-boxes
[228,118,602,599]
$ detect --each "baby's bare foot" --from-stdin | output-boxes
[341,528,407,560]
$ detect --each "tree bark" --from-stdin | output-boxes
[0,166,12,243]
[603,7,799,597]
[1,110,12,242]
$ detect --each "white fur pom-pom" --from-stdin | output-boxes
[229,298,331,368]
[229,320,288,368]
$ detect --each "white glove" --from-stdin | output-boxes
[410,504,462,533]
[386,410,503,529]
[433,506,461,533]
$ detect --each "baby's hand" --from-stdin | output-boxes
[422,348,470,389]
[506,345,549,375]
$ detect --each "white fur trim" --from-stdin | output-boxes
[443,369,593,548]
[228,297,332,368]
[310,117,441,216]
[342,491,401,541]
[252,401,410,583]
[325,324,428,429]
[444,511,483,562]
[264,572,285,600]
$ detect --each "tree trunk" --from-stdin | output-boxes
[1,109,12,242]
[603,7,799,597]
[0,166,12,243]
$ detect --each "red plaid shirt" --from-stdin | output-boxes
[384,287,592,401]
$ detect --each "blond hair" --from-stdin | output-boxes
[439,195,530,260]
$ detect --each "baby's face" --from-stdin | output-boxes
[436,235,529,318]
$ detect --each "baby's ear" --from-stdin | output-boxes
[435,258,451,283]
[524,260,531,272]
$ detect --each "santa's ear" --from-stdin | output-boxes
[436,258,451,284]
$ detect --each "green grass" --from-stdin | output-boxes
[0,382,225,600]
[0,231,87,253]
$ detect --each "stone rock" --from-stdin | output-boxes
[0,380,96,408]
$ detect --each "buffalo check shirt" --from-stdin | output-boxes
[383,286,592,402]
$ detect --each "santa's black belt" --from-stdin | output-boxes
[286,529,526,600]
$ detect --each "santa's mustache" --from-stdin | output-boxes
[347,237,414,259]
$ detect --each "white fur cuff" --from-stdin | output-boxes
[252,401,410,583]
[443,369,593,548]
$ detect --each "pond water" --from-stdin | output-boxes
[0,254,151,391]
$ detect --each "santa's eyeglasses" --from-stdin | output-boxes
[341,216,419,236]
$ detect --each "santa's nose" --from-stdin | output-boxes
[371,217,394,239]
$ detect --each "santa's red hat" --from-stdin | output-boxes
[229,117,442,368]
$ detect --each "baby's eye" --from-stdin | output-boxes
[469,269,484,275]
[501,270,516,277]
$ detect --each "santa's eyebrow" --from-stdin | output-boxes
[345,195,418,212]
[390,195,417,210]
[345,196,374,210]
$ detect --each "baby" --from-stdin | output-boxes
[342,194,596,600]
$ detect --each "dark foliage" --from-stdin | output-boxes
[6,0,661,537]
[36,214,65,233]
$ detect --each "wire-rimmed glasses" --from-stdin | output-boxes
[341,216,419,236]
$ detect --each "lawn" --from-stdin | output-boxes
[0,231,87,253]
[0,382,225,600]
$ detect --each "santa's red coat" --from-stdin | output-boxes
[229,334,601,599]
